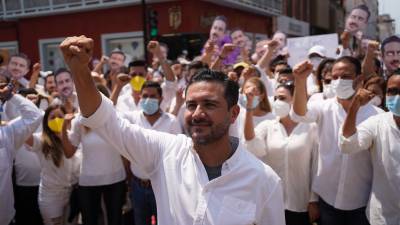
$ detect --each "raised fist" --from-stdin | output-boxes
[293,60,313,81]
[367,40,380,54]
[220,43,236,58]
[32,62,41,73]
[59,35,94,69]
[352,88,374,108]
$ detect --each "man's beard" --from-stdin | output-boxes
[187,116,231,146]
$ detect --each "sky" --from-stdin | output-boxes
[379,0,399,33]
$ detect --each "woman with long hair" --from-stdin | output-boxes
[25,104,81,225]
[244,82,320,225]
[309,58,335,102]
[230,77,275,140]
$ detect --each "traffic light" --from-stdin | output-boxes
[148,9,158,38]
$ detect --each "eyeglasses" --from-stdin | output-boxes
[387,87,400,96]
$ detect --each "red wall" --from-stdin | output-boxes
[0,0,272,66]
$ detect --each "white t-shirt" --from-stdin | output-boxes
[116,92,140,113]
[68,117,126,186]
[28,133,81,189]
[14,145,42,186]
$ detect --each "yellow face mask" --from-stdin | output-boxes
[48,117,64,133]
[130,76,146,92]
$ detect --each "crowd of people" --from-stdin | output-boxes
[0,4,399,225]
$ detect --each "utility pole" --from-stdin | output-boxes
[142,0,148,61]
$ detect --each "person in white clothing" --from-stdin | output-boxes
[25,104,81,225]
[244,81,319,225]
[59,35,285,225]
[340,73,400,225]
[309,58,336,102]
[290,57,381,225]
[230,77,274,141]
[0,75,43,225]
[120,80,182,225]
[62,87,126,225]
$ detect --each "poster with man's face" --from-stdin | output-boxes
[382,39,400,73]
[345,5,370,36]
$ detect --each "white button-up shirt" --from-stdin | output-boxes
[0,95,43,225]
[340,112,400,225]
[116,92,141,113]
[290,98,381,210]
[80,95,286,225]
[245,119,319,212]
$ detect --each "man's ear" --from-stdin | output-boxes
[230,104,240,124]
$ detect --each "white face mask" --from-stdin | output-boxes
[323,84,336,99]
[273,100,291,118]
[369,95,382,106]
[334,78,355,100]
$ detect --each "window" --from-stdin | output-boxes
[0,41,19,55]
[101,31,144,65]
[39,37,66,71]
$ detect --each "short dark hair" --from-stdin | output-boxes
[381,35,400,54]
[110,50,126,60]
[128,60,147,69]
[278,68,293,75]
[230,27,244,35]
[54,68,72,84]
[9,53,31,68]
[186,69,239,109]
[213,15,228,27]
[333,56,361,76]
[141,80,162,97]
[270,58,288,72]
[352,4,371,20]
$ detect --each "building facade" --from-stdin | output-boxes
[0,0,281,71]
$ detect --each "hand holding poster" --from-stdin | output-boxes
[286,33,339,67]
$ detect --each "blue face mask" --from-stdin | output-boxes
[386,95,400,116]
[139,98,159,115]
[239,95,260,109]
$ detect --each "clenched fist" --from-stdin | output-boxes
[293,60,313,81]
[59,35,94,70]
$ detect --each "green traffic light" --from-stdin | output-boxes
[150,28,158,37]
